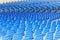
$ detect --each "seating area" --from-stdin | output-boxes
[0,1,60,40]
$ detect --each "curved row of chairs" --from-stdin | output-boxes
[0,1,60,40]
